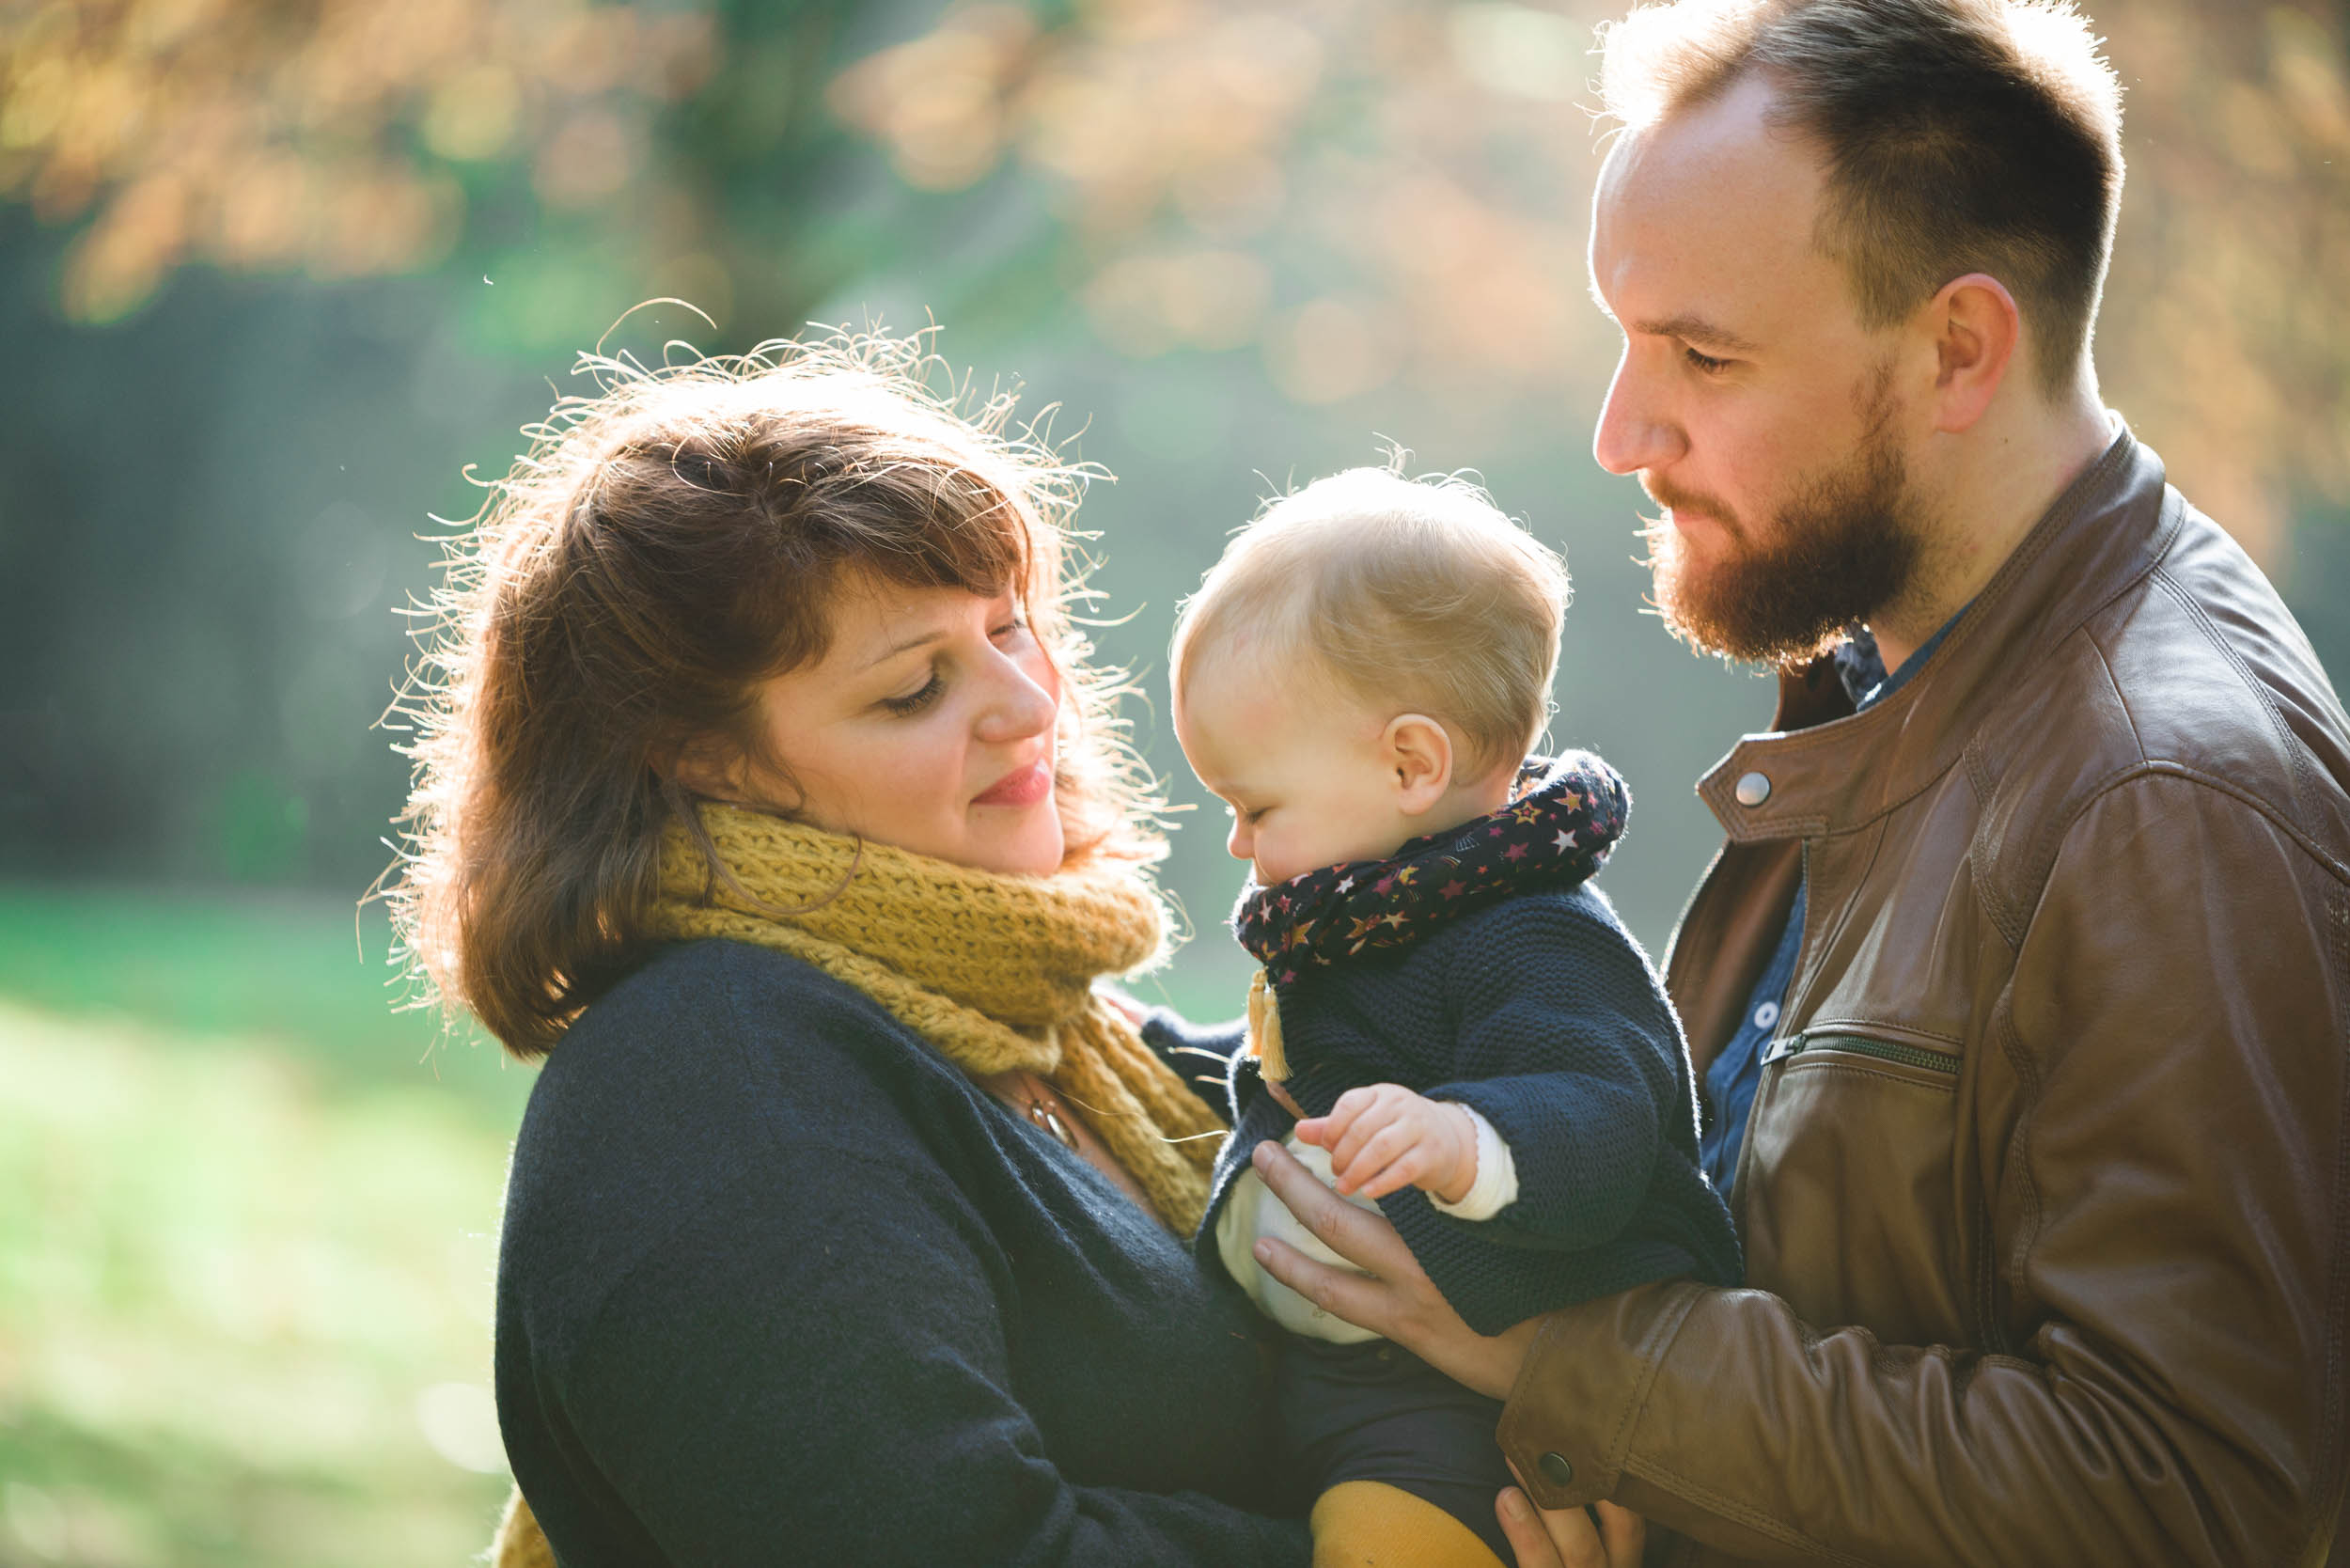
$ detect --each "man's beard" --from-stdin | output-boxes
[1640,369,1925,667]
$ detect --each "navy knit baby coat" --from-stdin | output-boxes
[1198,756,1742,1335]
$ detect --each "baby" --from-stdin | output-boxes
[1168,467,1741,1568]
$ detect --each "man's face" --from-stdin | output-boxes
[1588,71,1930,666]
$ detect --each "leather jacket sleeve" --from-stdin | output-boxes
[1497,774,2348,1564]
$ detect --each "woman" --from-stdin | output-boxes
[389,334,1303,1564]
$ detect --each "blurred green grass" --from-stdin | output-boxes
[0,883,525,1567]
[0,880,1256,1566]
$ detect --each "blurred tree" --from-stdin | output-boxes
[9,0,2336,548]
[0,0,902,889]
[0,0,2343,918]
[0,0,716,321]
[0,0,1058,344]
[828,0,2350,560]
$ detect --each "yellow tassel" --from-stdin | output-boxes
[1247,969,1290,1082]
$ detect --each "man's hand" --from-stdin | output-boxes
[1292,1082,1479,1202]
[1497,1482,1645,1568]
[1247,1138,1536,1398]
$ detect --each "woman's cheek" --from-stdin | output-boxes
[853,727,948,835]
[927,712,972,818]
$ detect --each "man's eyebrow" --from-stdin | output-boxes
[1632,313,1762,354]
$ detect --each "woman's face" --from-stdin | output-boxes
[698,577,1067,876]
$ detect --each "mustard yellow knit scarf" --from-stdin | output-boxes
[648,802,1225,1231]
[493,804,1229,1568]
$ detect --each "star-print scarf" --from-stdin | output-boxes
[1233,751,1630,981]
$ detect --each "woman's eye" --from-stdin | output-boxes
[991,617,1030,641]
[1683,345,1731,375]
[881,673,945,715]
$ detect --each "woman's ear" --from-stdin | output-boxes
[1383,714,1456,817]
[662,732,750,805]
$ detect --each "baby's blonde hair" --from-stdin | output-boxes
[1171,465,1569,779]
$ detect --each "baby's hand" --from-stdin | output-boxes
[1292,1084,1478,1204]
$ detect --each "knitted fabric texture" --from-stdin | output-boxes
[490,1492,555,1568]
[493,941,1300,1568]
[491,805,1232,1568]
[1235,753,1628,1081]
[1201,884,1743,1334]
[1233,752,1629,978]
[650,803,1227,1234]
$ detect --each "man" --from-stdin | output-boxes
[1248,2,2350,1563]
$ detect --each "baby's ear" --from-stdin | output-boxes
[1384,713,1455,814]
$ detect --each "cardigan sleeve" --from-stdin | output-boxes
[540,1144,1304,1567]
[1422,896,1687,1253]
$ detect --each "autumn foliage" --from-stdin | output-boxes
[3,0,2344,555]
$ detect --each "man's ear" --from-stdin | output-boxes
[1925,272,2023,434]
[1383,714,1456,817]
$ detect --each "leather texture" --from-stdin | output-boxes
[1496,430,2350,1566]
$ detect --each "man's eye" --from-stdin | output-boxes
[1684,345,1731,374]
[882,673,945,715]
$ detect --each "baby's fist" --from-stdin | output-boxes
[1292,1083,1479,1203]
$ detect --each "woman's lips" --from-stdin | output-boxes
[972,760,1053,808]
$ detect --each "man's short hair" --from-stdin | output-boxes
[1601,0,2124,395]
[1171,466,1568,781]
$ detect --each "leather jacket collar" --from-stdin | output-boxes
[1700,427,2159,842]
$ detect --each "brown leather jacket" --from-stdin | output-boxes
[1496,430,2350,1565]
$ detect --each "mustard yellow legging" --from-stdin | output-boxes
[1310,1480,1508,1568]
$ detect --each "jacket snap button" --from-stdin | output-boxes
[1734,771,1772,807]
[1537,1451,1574,1487]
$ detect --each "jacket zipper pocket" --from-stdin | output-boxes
[1760,1031,1961,1075]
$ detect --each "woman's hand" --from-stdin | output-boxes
[1246,1139,1537,1399]
[1497,1485,1645,1568]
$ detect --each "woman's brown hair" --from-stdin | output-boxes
[384,330,1163,1058]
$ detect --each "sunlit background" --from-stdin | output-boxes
[1,0,2344,1560]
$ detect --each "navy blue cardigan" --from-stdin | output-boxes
[494,938,1308,1566]
[1198,884,1742,1336]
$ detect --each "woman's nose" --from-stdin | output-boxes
[1592,348,1685,478]
[973,652,1058,745]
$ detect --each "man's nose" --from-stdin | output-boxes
[1592,350,1684,477]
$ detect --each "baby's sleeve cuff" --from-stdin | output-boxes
[1428,1105,1519,1220]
